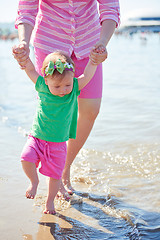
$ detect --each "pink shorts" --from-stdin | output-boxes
[21,135,67,179]
[34,48,103,99]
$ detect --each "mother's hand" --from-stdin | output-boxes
[12,41,30,69]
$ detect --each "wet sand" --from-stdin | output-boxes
[0,124,134,240]
[0,185,132,240]
[0,126,118,240]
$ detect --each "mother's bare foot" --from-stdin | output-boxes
[64,183,75,195]
[56,191,71,200]
[56,183,75,200]
[62,169,75,195]
[56,180,72,200]
[26,182,38,199]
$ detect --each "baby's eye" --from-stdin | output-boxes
[66,85,71,87]
[55,86,60,88]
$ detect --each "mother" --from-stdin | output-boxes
[14,0,120,198]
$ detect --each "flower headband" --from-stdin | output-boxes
[44,59,75,77]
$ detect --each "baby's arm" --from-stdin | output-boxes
[24,59,39,84]
[77,60,97,90]
[12,45,39,84]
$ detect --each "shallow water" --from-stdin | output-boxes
[0,33,160,239]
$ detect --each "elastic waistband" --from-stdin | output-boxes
[29,134,66,146]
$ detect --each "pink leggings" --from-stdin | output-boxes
[34,48,103,99]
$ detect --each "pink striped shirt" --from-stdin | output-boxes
[15,0,120,59]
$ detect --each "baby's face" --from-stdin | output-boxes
[45,71,74,97]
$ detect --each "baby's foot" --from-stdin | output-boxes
[44,201,56,215]
[43,209,56,215]
[26,182,38,199]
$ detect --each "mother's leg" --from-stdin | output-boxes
[59,54,103,197]
[61,97,101,194]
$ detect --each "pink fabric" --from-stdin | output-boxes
[15,0,120,59]
[21,135,67,179]
[35,48,103,99]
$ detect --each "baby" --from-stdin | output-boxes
[13,48,99,214]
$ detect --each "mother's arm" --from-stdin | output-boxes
[90,19,116,65]
[90,0,120,64]
[13,0,39,68]
[12,23,33,69]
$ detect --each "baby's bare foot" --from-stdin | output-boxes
[44,201,56,215]
[43,209,56,215]
[26,182,38,199]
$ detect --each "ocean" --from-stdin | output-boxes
[0,33,160,239]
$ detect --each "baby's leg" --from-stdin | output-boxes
[22,161,39,199]
[44,177,61,214]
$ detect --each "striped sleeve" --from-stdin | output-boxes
[98,0,120,27]
[15,0,39,28]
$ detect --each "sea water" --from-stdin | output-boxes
[0,33,160,239]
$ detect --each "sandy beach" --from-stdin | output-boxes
[0,168,127,240]
[0,182,131,240]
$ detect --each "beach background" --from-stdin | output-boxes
[0,1,160,239]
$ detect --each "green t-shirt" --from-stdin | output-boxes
[30,76,80,142]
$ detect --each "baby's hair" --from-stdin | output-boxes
[41,51,75,78]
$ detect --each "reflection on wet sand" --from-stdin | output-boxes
[22,190,160,239]
[23,192,138,240]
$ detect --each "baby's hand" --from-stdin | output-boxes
[90,43,108,65]
[92,44,106,54]
[12,45,22,65]
[12,42,30,69]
